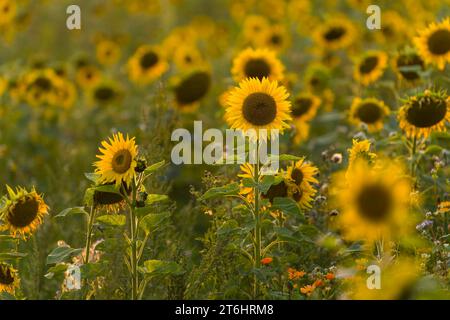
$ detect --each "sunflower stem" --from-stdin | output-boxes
[410,135,417,176]
[129,180,138,300]
[253,146,261,299]
[84,206,96,265]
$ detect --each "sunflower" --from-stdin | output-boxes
[238,163,255,200]
[257,24,291,52]
[90,81,122,106]
[231,48,285,82]
[394,47,425,83]
[0,186,49,238]
[331,160,412,242]
[224,77,291,139]
[349,97,390,132]
[291,92,321,122]
[398,89,449,138]
[354,51,388,86]
[347,139,377,169]
[93,182,130,213]
[285,159,319,209]
[20,68,59,107]
[171,68,211,112]
[414,18,450,70]
[304,63,331,93]
[292,120,310,145]
[314,17,356,51]
[173,44,203,70]
[75,65,101,89]
[96,39,121,66]
[374,10,411,46]
[127,45,168,85]
[0,0,16,26]
[262,177,290,205]
[242,15,269,43]
[94,132,138,187]
[52,76,77,109]
[0,263,19,294]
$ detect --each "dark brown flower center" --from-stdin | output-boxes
[356,184,392,223]
[291,168,304,185]
[174,71,211,105]
[406,97,447,128]
[242,92,277,126]
[8,196,39,228]
[292,98,313,117]
[0,265,14,285]
[324,27,346,41]
[263,181,288,204]
[244,58,271,80]
[140,51,159,69]
[396,54,424,80]
[271,34,282,45]
[356,102,383,124]
[94,86,115,102]
[33,77,52,91]
[427,29,450,55]
[112,149,132,174]
[359,56,379,74]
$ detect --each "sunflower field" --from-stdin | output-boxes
[0,0,449,302]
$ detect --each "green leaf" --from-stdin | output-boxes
[47,247,83,265]
[84,188,95,206]
[0,252,27,260]
[143,160,166,175]
[139,212,170,235]
[145,194,169,205]
[45,264,68,279]
[93,184,122,195]
[268,154,303,162]
[424,145,443,155]
[217,219,240,236]
[198,183,240,201]
[142,260,183,276]
[96,214,126,226]
[55,207,88,218]
[84,172,99,183]
[258,175,283,193]
[271,197,301,217]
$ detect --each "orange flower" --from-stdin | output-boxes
[300,285,315,296]
[261,257,273,265]
[288,268,306,280]
[313,279,324,287]
[325,273,335,280]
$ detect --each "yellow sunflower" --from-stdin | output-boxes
[291,92,321,122]
[224,77,291,139]
[238,162,255,200]
[393,46,425,83]
[374,10,411,47]
[75,65,101,89]
[242,15,269,44]
[285,159,319,209]
[349,97,390,132]
[173,44,203,70]
[171,68,211,112]
[0,186,49,238]
[314,17,356,51]
[96,39,121,66]
[0,263,19,294]
[347,139,377,169]
[231,48,285,82]
[20,68,59,107]
[331,160,413,242]
[414,18,450,70]
[354,51,388,86]
[127,45,168,85]
[0,0,16,26]
[257,24,291,52]
[398,89,449,138]
[93,182,130,213]
[52,76,77,109]
[89,81,122,106]
[94,132,138,187]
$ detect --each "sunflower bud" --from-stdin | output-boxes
[135,159,147,173]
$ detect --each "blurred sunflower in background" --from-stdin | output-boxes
[398,89,449,138]
[257,24,291,53]
[393,46,425,83]
[0,186,48,238]
[414,18,450,70]
[231,48,285,82]
[127,45,168,85]
[94,132,138,188]
[291,92,321,122]
[89,81,122,106]
[225,77,291,139]
[347,139,377,171]
[0,0,16,26]
[349,97,390,132]
[331,160,413,242]
[171,68,211,112]
[314,16,356,51]
[0,263,19,294]
[173,44,203,70]
[354,51,388,86]
[96,39,121,66]
[242,14,269,45]
[75,64,101,89]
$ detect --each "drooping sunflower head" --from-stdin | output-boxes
[0,263,19,294]
[314,17,356,51]
[354,51,388,86]
[398,89,449,138]
[291,92,321,122]
[394,46,425,82]
[96,39,121,66]
[0,186,49,238]
[225,77,291,139]
[331,160,413,242]
[347,139,377,169]
[127,45,168,85]
[94,132,138,187]
[414,18,450,70]
[262,177,290,205]
[93,182,131,213]
[231,48,285,82]
[349,97,390,132]
[172,68,211,112]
